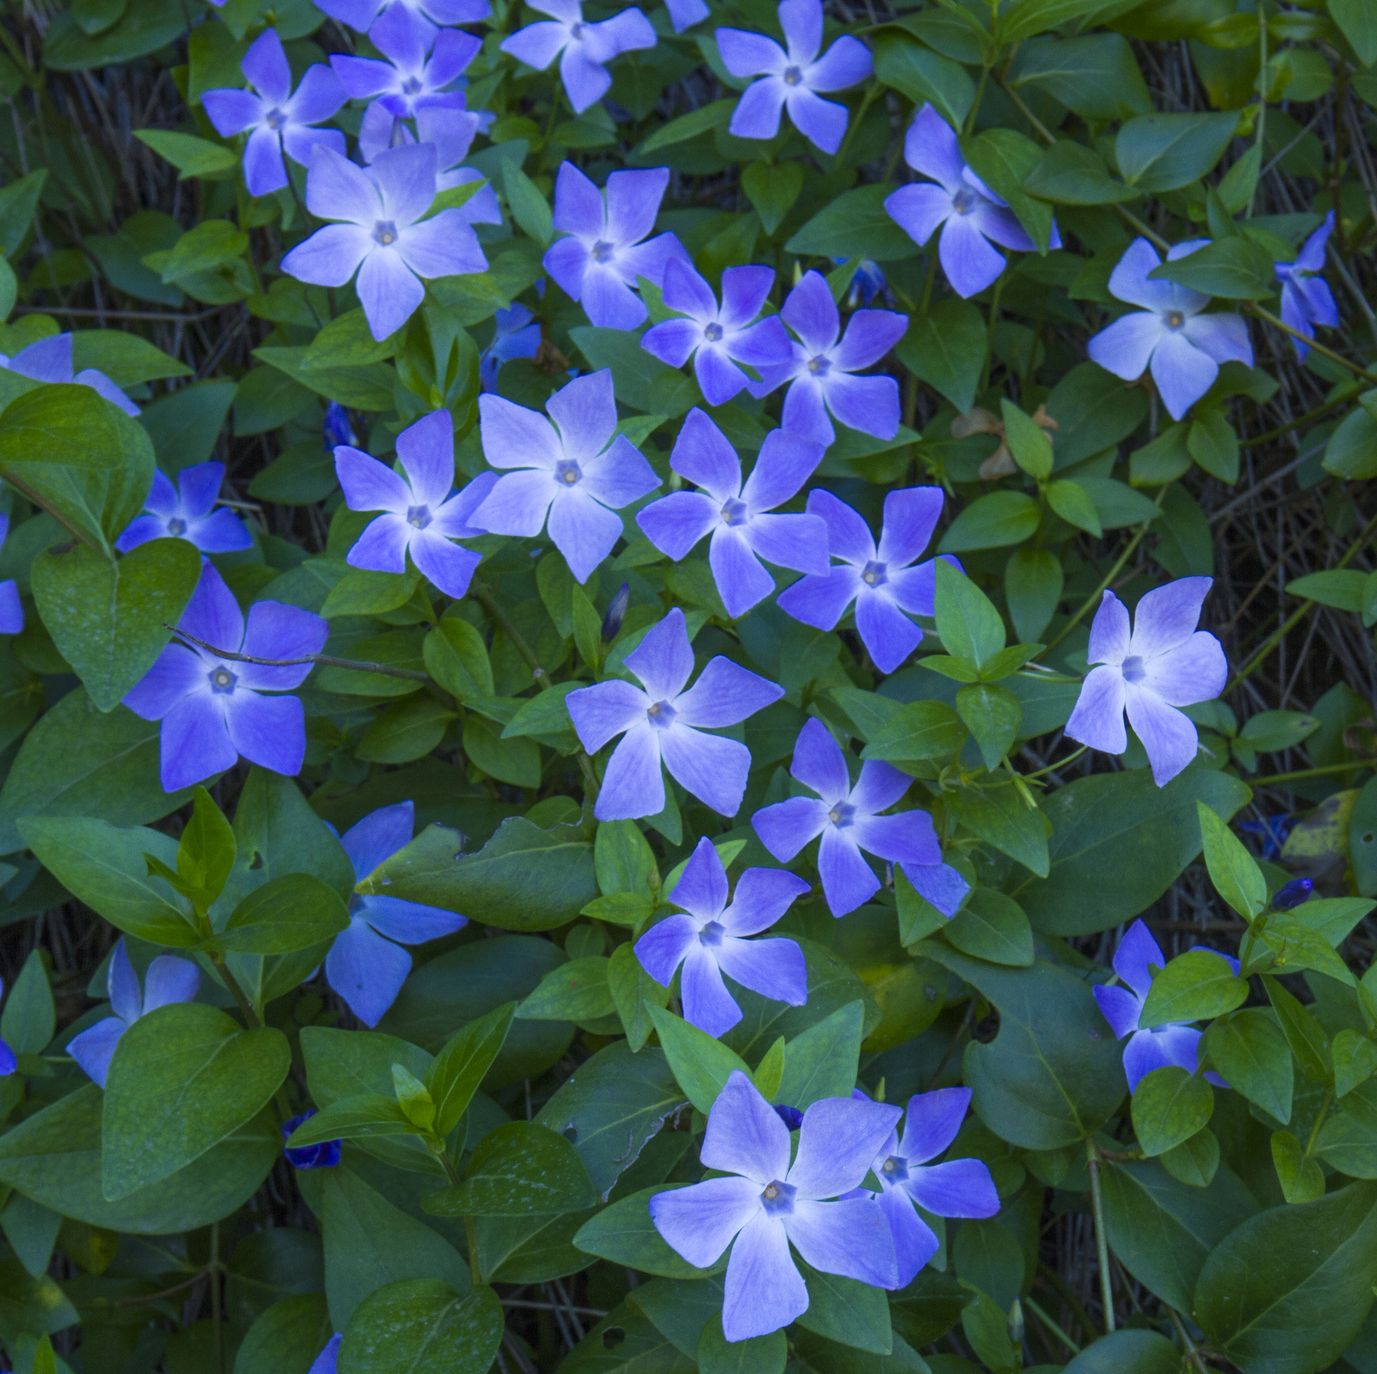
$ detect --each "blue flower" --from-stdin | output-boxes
[1273,877,1314,911]
[650,1070,900,1341]
[566,607,783,820]
[308,1334,342,1374]
[0,515,23,637]
[0,332,138,414]
[324,402,358,450]
[282,1110,342,1169]
[67,940,200,1087]
[0,977,15,1077]
[1276,212,1339,361]
[480,304,542,392]
[115,461,254,555]
[325,801,467,1027]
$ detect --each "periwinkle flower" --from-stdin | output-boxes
[335,409,495,599]
[1087,238,1252,422]
[1273,877,1315,911]
[1065,576,1227,787]
[777,487,948,675]
[283,1109,342,1169]
[324,402,358,450]
[757,270,907,446]
[316,0,487,34]
[0,515,23,636]
[716,0,871,156]
[327,801,467,1027]
[0,333,138,415]
[203,30,346,197]
[641,260,792,407]
[330,7,480,120]
[67,939,200,1088]
[308,1334,342,1374]
[885,105,1058,300]
[543,164,686,331]
[123,563,328,791]
[650,1070,899,1341]
[752,718,961,918]
[566,607,783,820]
[473,369,659,582]
[281,144,487,342]
[665,0,707,30]
[115,461,253,555]
[634,837,807,1037]
[1276,212,1339,361]
[480,304,543,391]
[841,257,890,308]
[636,409,827,619]
[1095,919,1234,1093]
[0,979,15,1077]
[358,104,501,221]
[500,0,656,114]
[852,1087,999,1287]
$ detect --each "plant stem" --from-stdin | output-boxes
[167,626,431,683]
[1024,1295,1080,1357]
[1251,759,1371,787]
[1086,1141,1116,1333]
[439,1152,484,1286]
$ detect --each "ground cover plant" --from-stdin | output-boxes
[0,0,1374,1368]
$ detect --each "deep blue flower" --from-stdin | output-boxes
[479,304,543,392]
[0,977,15,1077]
[0,515,22,637]
[1276,212,1339,361]
[1273,877,1314,911]
[324,402,358,450]
[283,1109,343,1169]
[308,1334,342,1374]
[115,461,254,555]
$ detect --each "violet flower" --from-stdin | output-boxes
[649,1070,899,1341]
[636,408,828,618]
[123,563,328,791]
[281,143,487,342]
[1276,212,1339,362]
[0,515,23,636]
[115,461,253,555]
[283,1109,342,1169]
[308,1335,342,1374]
[544,163,686,331]
[566,607,783,820]
[777,487,948,675]
[326,801,467,1027]
[500,0,656,114]
[0,333,138,415]
[473,369,659,582]
[479,304,542,391]
[716,0,871,156]
[330,7,479,121]
[1096,919,1234,1093]
[1065,576,1227,787]
[203,30,345,198]
[665,0,707,31]
[358,104,501,220]
[641,260,792,406]
[0,979,15,1076]
[335,409,495,599]
[67,939,200,1088]
[854,1087,999,1287]
[885,105,1057,300]
[1087,238,1253,422]
[752,718,961,918]
[316,0,488,35]
[635,837,807,1037]
[757,270,906,446]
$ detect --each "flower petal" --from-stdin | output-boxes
[635,913,698,986]
[900,1086,971,1164]
[817,826,879,916]
[1129,577,1211,658]
[702,1069,791,1182]
[625,607,695,701]
[325,917,412,1026]
[1065,664,1128,755]
[566,679,647,753]
[722,868,809,936]
[787,1196,897,1288]
[340,800,413,879]
[681,943,743,1036]
[547,369,617,464]
[595,723,665,820]
[716,934,807,1006]
[224,692,307,777]
[722,1213,807,1342]
[660,725,752,817]
[1124,683,1200,786]
[789,1095,903,1197]
[674,656,782,728]
[752,796,829,864]
[649,1176,762,1269]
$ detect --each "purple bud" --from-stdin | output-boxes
[282,1110,342,1170]
[602,582,630,642]
[1273,877,1315,911]
[772,1103,804,1131]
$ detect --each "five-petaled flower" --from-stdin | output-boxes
[335,409,495,599]
[326,801,468,1027]
[544,164,686,331]
[330,7,480,121]
[752,718,963,918]
[634,837,807,1036]
[757,270,907,446]
[203,29,346,198]
[637,408,827,618]
[123,562,329,791]
[500,0,656,114]
[641,260,792,407]
[1095,919,1234,1093]
[649,1070,900,1341]
[778,487,949,674]
[1065,576,1227,787]
[67,939,200,1088]
[281,143,487,342]
[885,104,1058,300]
[0,333,138,414]
[1276,211,1339,362]
[474,369,659,582]
[1087,238,1252,422]
[566,607,783,820]
[116,461,254,555]
[716,0,871,156]
[0,514,23,637]
[850,1087,1000,1287]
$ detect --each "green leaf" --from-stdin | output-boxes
[500,160,553,247]
[424,616,494,701]
[217,873,349,955]
[1026,140,1138,205]
[1131,1066,1214,1156]
[339,1280,503,1374]
[101,1003,290,1199]
[648,1005,749,1115]
[1329,0,1377,66]
[0,951,54,1055]
[178,787,236,904]
[1115,110,1240,191]
[873,30,975,126]
[637,97,733,154]
[785,185,916,262]
[1009,33,1150,120]
[284,1093,417,1147]
[698,1320,786,1374]
[607,941,668,1052]
[934,560,1006,670]
[796,1267,893,1354]
[943,889,1035,966]
[1140,949,1248,1025]
[948,787,1049,878]
[776,1001,865,1108]
[1333,1028,1377,1099]
[964,127,1056,251]
[133,128,237,178]
[1152,236,1277,299]
[517,956,613,1022]
[1270,1129,1325,1204]
[573,1185,718,1279]
[896,299,986,414]
[31,537,201,711]
[999,399,1053,479]
[425,1121,596,1217]
[741,162,803,235]
[1061,1330,1184,1374]
[956,682,1021,770]
[1194,1182,1377,1373]
[233,1295,332,1374]
[1323,401,1377,480]
[362,817,597,932]
[1045,478,1103,536]
[1187,409,1240,483]
[939,492,1040,552]
[859,700,965,769]
[427,1002,516,1137]
[569,326,697,418]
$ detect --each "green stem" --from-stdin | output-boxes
[1251,759,1372,787]
[1086,1141,1116,1333]
[1023,1295,1080,1357]
[1249,304,1377,385]
[1168,1307,1211,1374]
[1043,513,1159,654]
[440,1153,484,1286]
